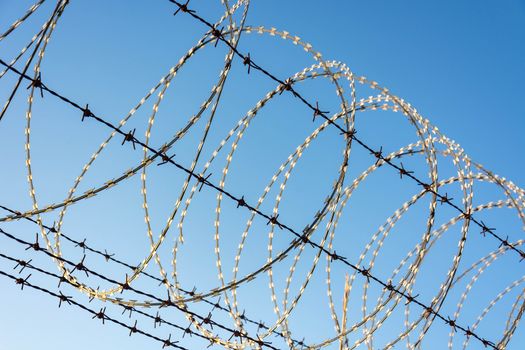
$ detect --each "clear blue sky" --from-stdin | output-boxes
[0,1,524,349]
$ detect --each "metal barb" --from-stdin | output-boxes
[121,128,136,149]
[26,73,44,97]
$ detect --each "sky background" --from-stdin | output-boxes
[0,1,524,349]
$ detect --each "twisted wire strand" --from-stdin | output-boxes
[0,0,46,42]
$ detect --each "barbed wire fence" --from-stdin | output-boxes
[1,1,524,349]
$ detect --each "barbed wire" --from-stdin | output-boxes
[0,264,193,350]
[166,0,525,262]
[0,61,509,347]
[0,0,65,121]
[0,225,279,350]
[0,1,523,349]
[1,202,515,350]
[0,202,311,349]
[0,247,287,349]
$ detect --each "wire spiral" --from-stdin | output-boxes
[0,1,524,349]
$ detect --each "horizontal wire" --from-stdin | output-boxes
[0,225,276,350]
[0,203,309,348]
[0,266,190,350]
[0,249,259,348]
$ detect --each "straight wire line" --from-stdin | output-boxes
[166,0,525,263]
[0,58,502,349]
[0,203,311,349]
[0,267,191,350]
[0,0,66,121]
[0,226,276,350]
[0,0,46,41]
[0,250,237,348]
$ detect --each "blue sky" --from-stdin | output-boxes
[0,1,524,349]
